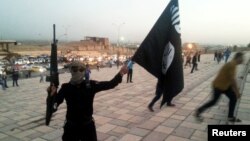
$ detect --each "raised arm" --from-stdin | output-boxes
[93,65,128,93]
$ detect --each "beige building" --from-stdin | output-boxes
[65,36,110,51]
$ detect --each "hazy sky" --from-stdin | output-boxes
[0,0,250,45]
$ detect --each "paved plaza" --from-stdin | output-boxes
[0,53,250,141]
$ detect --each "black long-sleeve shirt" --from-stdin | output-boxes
[55,73,122,123]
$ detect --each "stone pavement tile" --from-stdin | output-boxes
[94,116,113,125]
[155,111,174,118]
[128,111,149,117]
[0,123,5,128]
[95,110,114,117]
[1,119,16,125]
[129,127,150,137]
[192,130,207,139]
[0,124,19,133]
[100,113,121,119]
[172,126,195,138]
[149,116,166,122]
[170,115,186,121]
[13,129,37,139]
[0,116,9,122]
[3,128,22,136]
[104,136,118,141]
[238,108,250,113]
[112,126,129,134]
[97,131,110,141]
[128,116,146,124]
[27,131,44,139]
[110,119,130,127]
[0,132,8,139]
[138,120,160,130]
[203,118,220,124]
[201,113,213,119]
[0,137,20,141]
[178,97,192,102]
[40,129,63,140]
[237,111,250,119]
[239,103,250,109]
[31,138,47,141]
[180,106,197,111]
[19,123,40,130]
[97,123,117,133]
[114,109,129,114]
[162,118,182,128]
[165,135,189,141]
[12,114,30,121]
[190,135,206,141]
[34,126,54,133]
[17,120,35,126]
[119,134,142,141]
[183,102,201,108]
[142,131,169,141]
[180,121,206,131]
[108,131,122,138]
[212,114,227,121]
[117,114,134,121]
[154,125,174,134]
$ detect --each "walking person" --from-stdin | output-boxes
[2,69,8,88]
[224,48,231,63]
[148,78,176,112]
[195,52,244,122]
[217,51,222,64]
[96,62,100,71]
[191,52,198,73]
[47,61,128,141]
[0,75,6,90]
[127,60,134,83]
[148,79,163,112]
[184,53,192,68]
[40,72,45,83]
[85,64,91,81]
[214,51,218,61]
[197,51,201,62]
[12,69,19,87]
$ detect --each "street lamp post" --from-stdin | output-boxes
[112,22,125,47]
[62,25,70,42]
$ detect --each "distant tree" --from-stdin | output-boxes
[247,43,250,48]
[233,45,238,51]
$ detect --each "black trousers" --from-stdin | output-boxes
[127,69,133,82]
[62,120,97,141]
[149,81,163,107]
[13,80,19,86]
[197,87,237,118]
[191,63,197,73]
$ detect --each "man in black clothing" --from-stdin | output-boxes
[12,69,19,87]
[48,61,128,141]
[148,78,176,112]
[191,52,198,73]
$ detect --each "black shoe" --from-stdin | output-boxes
[228,117,241,122]
[194,111,203,122]
[148,105,154,112]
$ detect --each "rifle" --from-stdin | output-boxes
[46,24,59,126]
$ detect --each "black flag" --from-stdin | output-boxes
[132,0,184,107]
